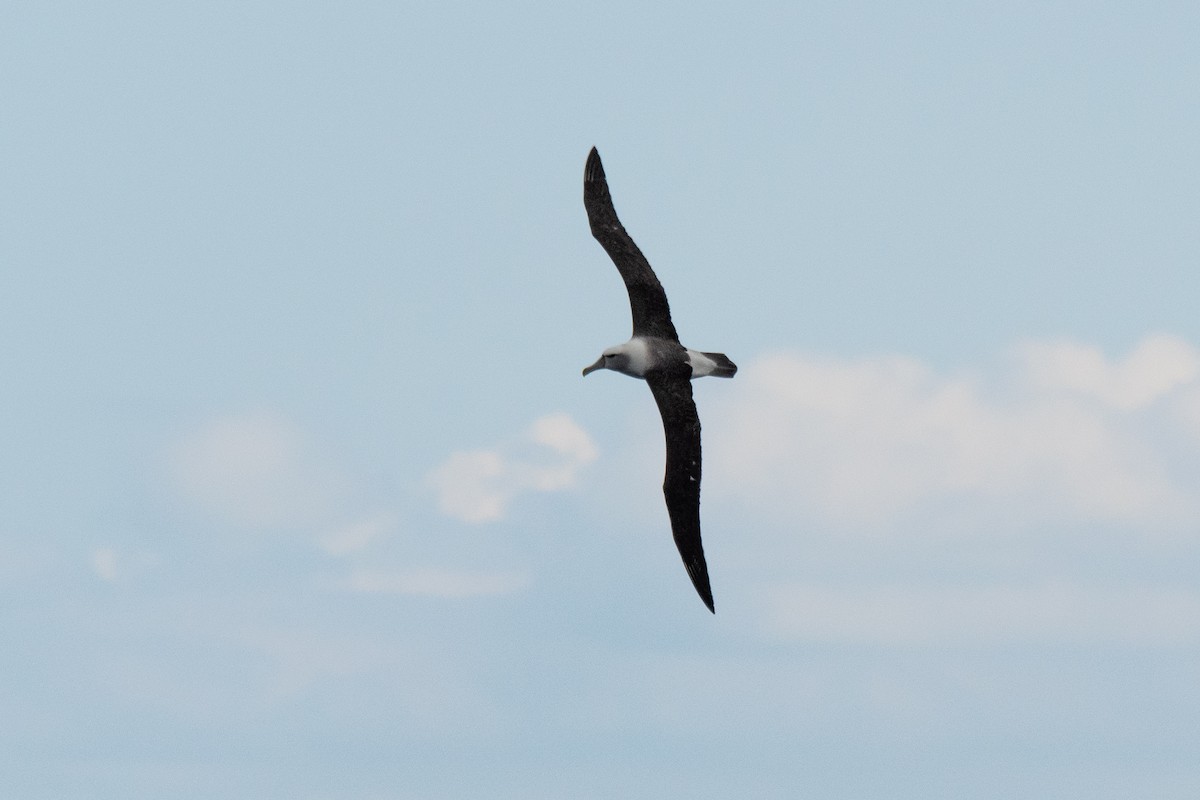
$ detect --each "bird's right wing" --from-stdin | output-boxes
[646,366,715,612]
[584,148,681,342]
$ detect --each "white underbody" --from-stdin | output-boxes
[602,336,720,379]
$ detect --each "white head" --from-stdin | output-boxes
[581,339,650,379]
[582,346,628,377]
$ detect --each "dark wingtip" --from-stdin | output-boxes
[687,564,716,613]
[585,147,605,184]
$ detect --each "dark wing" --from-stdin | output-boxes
[584,148,681,342]
[646,366,715,613]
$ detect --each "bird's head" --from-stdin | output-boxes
[582,346,631,377]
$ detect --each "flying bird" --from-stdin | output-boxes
[581,147,737,613]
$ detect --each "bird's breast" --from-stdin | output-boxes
[623,336,655,376]
[627,336,691,377]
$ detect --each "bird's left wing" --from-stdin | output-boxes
[646,367,715,612]
[584,148,681,342]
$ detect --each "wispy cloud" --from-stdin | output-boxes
[171,413,344,529]
[90,547,119,582]
[317,513,396,556]
[341,568,528,598]
[762,581,1200,646]
[709,334,1200,529]
[427,412,598,523]
[88,546,157,583]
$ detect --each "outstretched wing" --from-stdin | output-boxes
[646,366,715,612]
[583,148,681,342]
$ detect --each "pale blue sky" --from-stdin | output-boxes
[4,2,1200,798]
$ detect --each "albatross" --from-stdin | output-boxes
[581,147,736,613]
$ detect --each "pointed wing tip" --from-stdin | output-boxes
[585,147,605,184]
[686,563,716,613]
[695,579,715,613]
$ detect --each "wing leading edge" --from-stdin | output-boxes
[583,148,681,342]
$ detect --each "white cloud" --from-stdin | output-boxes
[88,546,158,583]
[171,413,343,529]
[708,334,1200,529]
[317,513,396,556]
[90,547,119,582]
[427,412,597,523]
[527,412,601,488]
[428,450,508,523]
[762,582,1200,646]
[1017,334,1200,410]
[342,567,527,598]
[229,623,498,727]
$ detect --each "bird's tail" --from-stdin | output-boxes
[701,352,738,378]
